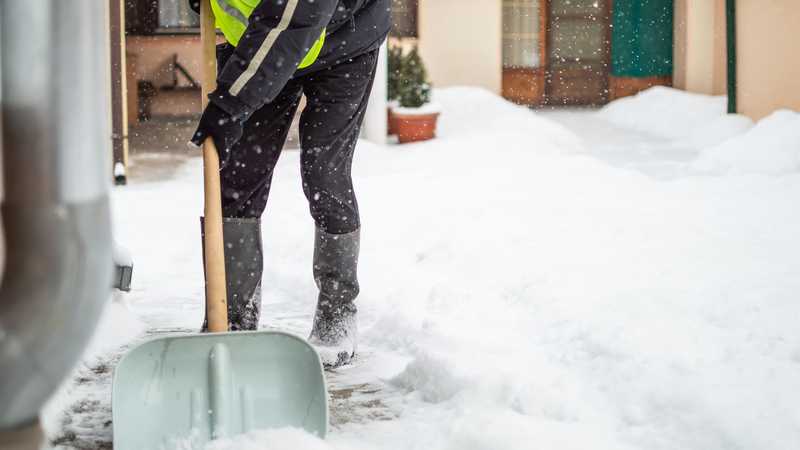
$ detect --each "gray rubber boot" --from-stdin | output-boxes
[201,217,264,331]
[308,228,360,368]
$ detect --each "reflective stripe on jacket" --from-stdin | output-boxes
[211,0,324,69]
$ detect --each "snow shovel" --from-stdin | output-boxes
[111,2,327,448]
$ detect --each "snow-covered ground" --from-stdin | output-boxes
[45,87,800,449]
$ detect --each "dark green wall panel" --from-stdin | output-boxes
[611,0,674,77]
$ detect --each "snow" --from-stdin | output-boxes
[42,298,146,445]
[84,297,147,358]
[434,87,580,149]
[601,88,800,175]
[114,161,127,178]
[44,86,800,449]
[391,102,442,116]
[693,109,800,174]
[674,112,754,149]
[113,241,134,267]
[201,429,330,450]
[599,86,730,140]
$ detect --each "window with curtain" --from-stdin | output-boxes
[125,0,158,34]
[159,0,200,29]
[391,0,419,38]
[503,0,541,68]
[125,0,198,34]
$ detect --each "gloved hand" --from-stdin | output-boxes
[190,103,244,169]
[188,0,200,14]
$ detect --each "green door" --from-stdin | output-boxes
[610,0,674,78]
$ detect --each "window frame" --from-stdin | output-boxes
[126,0,201,36]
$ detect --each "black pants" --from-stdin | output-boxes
[218,46,378,235]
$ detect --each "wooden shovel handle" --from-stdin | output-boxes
[201,0,228,332]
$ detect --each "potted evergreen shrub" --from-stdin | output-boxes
[387,44,403,135]
[392,47,440,143]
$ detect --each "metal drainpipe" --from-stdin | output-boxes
[0,0,113,443]
[726,0,737,114]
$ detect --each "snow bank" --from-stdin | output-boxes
[351,90,800,449]
[693,109,800,174]
[675,113,754,149]
[51,86,800,450]
[433,87,582,152]
[599,86,731,140]
[353,141,800,449]
[599,86,800,176]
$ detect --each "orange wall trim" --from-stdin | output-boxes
[502,68,546,106]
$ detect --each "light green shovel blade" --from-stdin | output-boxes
[112,331,328,450]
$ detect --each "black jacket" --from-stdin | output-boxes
[191,0,390,120]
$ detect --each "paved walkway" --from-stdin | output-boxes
[127,116,301,183]
[542,109,701,180]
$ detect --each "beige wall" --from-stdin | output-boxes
[736,0,800,120]
[674,0,800,119]
[711,0,728,96]
[126,35,203,87]
[417,0,502,94]
[126,35,206,121]
[673,0,727,95]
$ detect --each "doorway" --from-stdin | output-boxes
[545,0,611,105]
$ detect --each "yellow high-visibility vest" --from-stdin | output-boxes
[210,0,325,69]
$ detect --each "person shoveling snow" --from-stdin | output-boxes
[189,0,390,368]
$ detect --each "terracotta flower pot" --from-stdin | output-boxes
[393,111,440,144]
[387,107,399,136]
